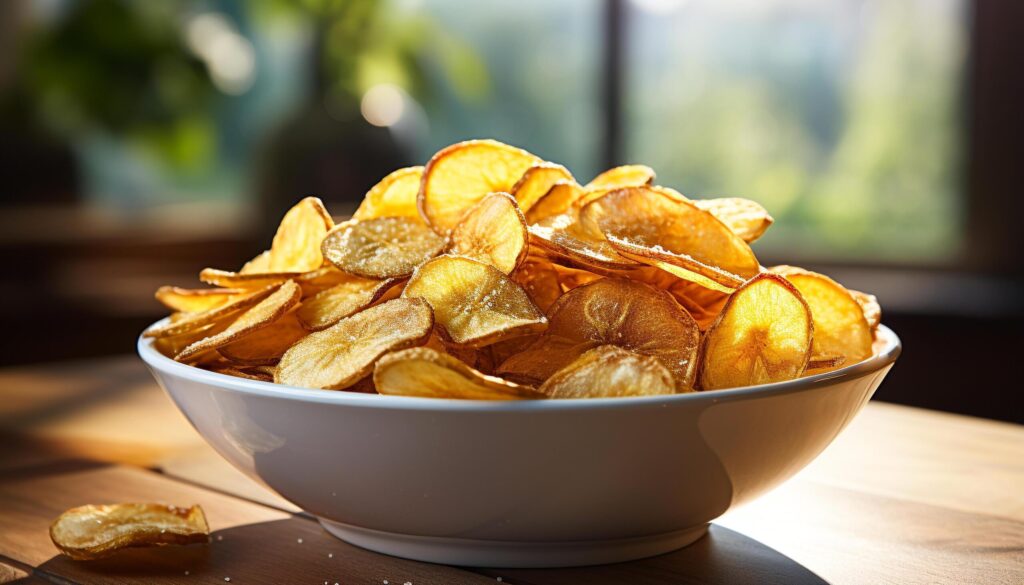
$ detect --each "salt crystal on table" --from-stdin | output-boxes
[297,538,303,543]
[328,553,333,558]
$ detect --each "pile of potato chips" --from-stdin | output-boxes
[147,139,882,399]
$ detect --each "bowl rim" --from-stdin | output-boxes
[138,322,900,412]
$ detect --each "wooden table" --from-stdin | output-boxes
[1,357,1021,584]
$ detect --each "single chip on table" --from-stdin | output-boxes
[498,277,699,390]
[770,266,874,368]
[218,312,308,365]
[144,284,280,339]
[276,297,434,390]
[700,273,813,390]
[154,286,246,313]
[580,186,760,291]
[418,139,542,234]
[539,345,675,399]
[403,255,548,347]
[50,503,209,561]
[353,166,425,221]
[447,192,529,274]
[176,281,302,363]
[584,164,656,190]
[693,197,774,243]
[321,217,445,279]
[296,275,401,331]
[375,347,542,400]
[510,162,575,212]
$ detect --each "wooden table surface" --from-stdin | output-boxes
[0,356,1021,585]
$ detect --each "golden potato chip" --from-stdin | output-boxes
[296,275,400,331]
[154,286,246,313]
[321,217,445,279]
[375,347,542,400]
[219,312,307,365]
[700,273,813,390]
[581,186,759,290]
[199,268,302,289]
[665,278,729,331]
[806,353,847,374]
[552,264,605,291]
[403,255,547,347]
[528,214,639,273]
[448,192,528,274]
[510,162,575,212]
[609,240,744,293]
[176,280,302,362]
[693,197,774,243]
[498,278,699,389]
[585,164,656,190]
[770,266,873,366]
[50,503,209,561]
[294,266,351,297]
[264,196,334,272]
[851,289,881,331]
[540,345,676,398]
[353,166,424,221]
[512,258,562,313]
[152,322,227,360]
[144,284,279,339]
[276,297,433,390]
[524,181,583,224]
[419,139,542,233]
[207,362,275,382]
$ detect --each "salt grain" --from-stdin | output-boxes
[224,578,231,582]
[216,535,224,541]
[297,538,304,544]
[184,571,190,576]
[328,553,333,558]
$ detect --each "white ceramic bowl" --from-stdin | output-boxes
[138,324,900,568]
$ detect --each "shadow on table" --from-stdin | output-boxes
[34,519,828,585]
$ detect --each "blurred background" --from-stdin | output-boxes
[0,0,1020,422]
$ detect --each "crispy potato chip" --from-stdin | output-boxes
[294,266,351,297]
[296,275,399,331]
[276,298,433,390]
[354,166,425,221]
[510,162,575,212]
[50,503,209,561]
[176,281,302,362]
[540,345,676,398]
[700,273,813,390]
[665,278,730,331]
[152,322,227,360]
[144,285,279,339]
[375,347,542,400]
[265,196,334,272]
[693,197,774,243]
[218,312,307,365]
[805,353,847,374]
[419,139,542,233]
[199,268,302,289]
[154,286,246,313]
[512,258,562,313]
[851,289,881,331]
[403,255,547,347]
[581,186,759,290]
[498,278,699,389]
[239,250,272,274]
[585,164,656,190]
[529,214,639,273]
[207,362,275,382]
[553,264,605,291]
[609,240,744,293]
[770,266,873,365]
[321,217,445,279]
[448,192,528,274]
[524,181,583,224]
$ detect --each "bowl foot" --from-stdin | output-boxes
[317,519,709,568]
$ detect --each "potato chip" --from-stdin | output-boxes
[219,312,307,365]
[528,214,639,273]
[693,197,774,243]
[419,139,542,233]
[665,278,730,331]
[296,275,400,331]
[199,268,302,289]
[448,192,528,274]
[207,362,275,382]
[540,345,676,398]
[498,278,699,389]
[524,181,583,224]
[805,353,847,374]
[770,266,873,365]
[144,284,279,339]
[512,257,562,313]
[50,503,209,561]
[403,255,548,347]
[851,289,882,332]
[152,322,227,360]
[264,196,334,272]
[375,347,542,400]
[294,266,351,297]
[321,217,445,279]
[353,166,424,221]
[276,298,433,390]
[700,273,813,390]
[510,162,575,212]
[585,164,656,190]
[176,280,302,362]
[154,286,245,313]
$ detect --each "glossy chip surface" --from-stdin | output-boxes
[448,192,528,274]
[321,217,445,279]
[50,503,209,561]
